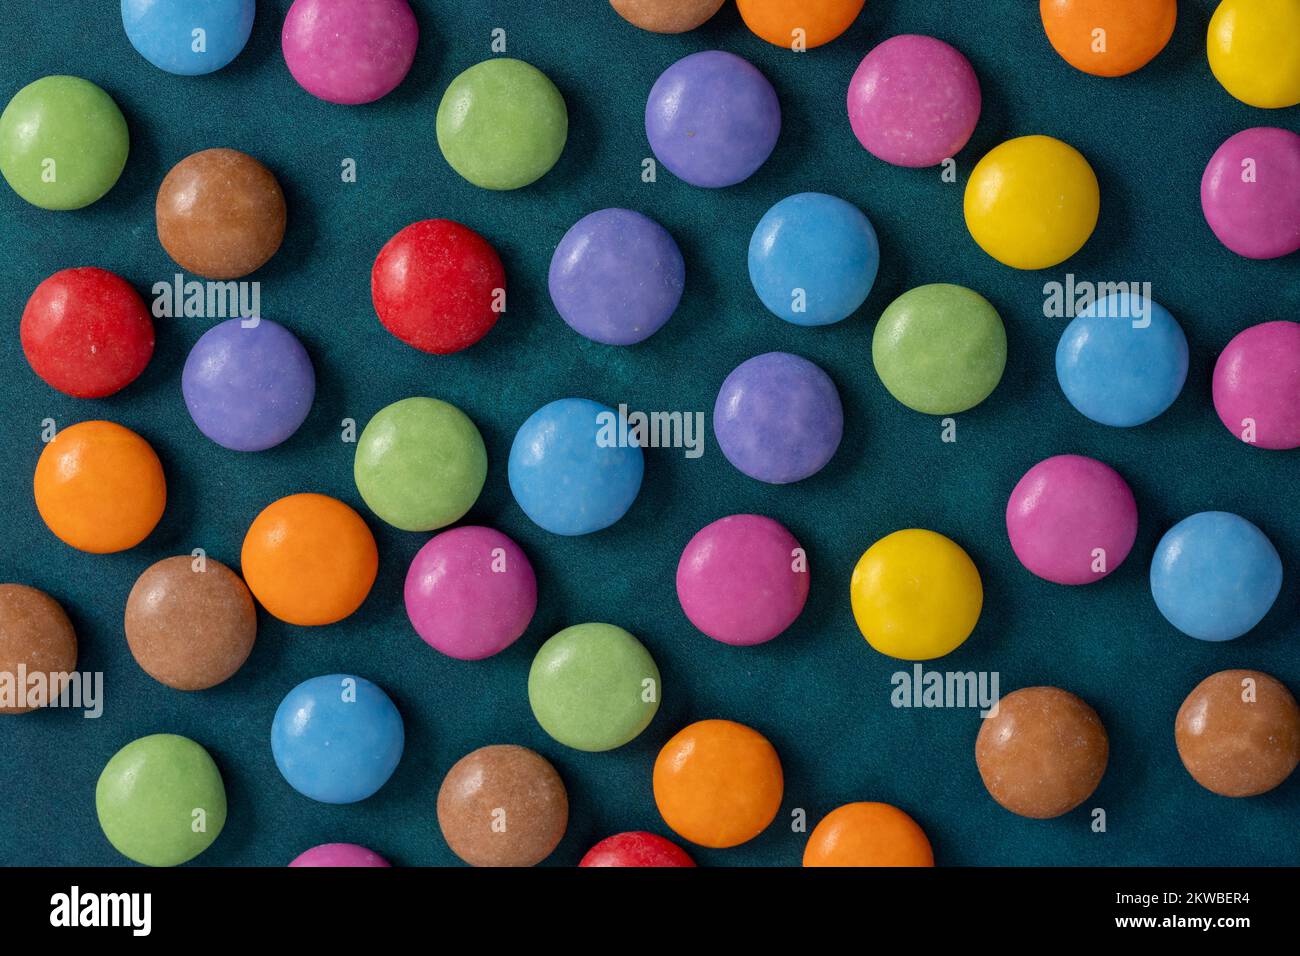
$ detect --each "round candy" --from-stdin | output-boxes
[964,135,1099,270]
[124,555,257,691]
[1176,669,1300,797]
[372,219,506,354]
[1201,127,1300,260]
[609,0,724,33]
[122,0,255,76]
[34,421,165,554]
[354,397,487,532]
[290,844,391,867]
[21,267,154,398]
[437,744,568,867]
[156,148,286,280]
[872,284,1006,414]
[282,0,418,104]
[747,192,879,327]
[646,51,781,188]
[850,529,982,660]
[528,623,661,752]
[1006,455,1138,585]
[803,803,934,867]
[508,398,644,536]
[96,734,226,866]
[1208,0,1300,108]
[846,34,981,168]
[1150,512,1282,642]
[676,514,809,646]
[0,76,128,210]
[737,0,863,49]
[436,59,567,191]
[241,493,378,626]
[0,584,77,715]
[1056,291,1188,427]
[1213,320,1300,450]
[405,526,537,661]
[653,719,783,848]
[182,318,316,452]
[1040,0,1176,77]
[580,832,695,867]
[714,352,843,484]
[549,208,685,345]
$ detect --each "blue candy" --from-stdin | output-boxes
[271,674,404,804]
[122,0,255,76]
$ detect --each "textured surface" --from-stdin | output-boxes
[281,0,418,105]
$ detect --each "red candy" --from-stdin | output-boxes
[371,219,505,354]
[579,831,695,868]
[21,267,155,398]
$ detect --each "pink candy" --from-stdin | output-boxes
[282,0,419,105]
[1213,321,1300,450]
[289,843,390,867]
[1201,127,1300,260]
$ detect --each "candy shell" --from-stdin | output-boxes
[290,843,391,867]
[803,803,934,867]
[1213,320,1300,450]
[609,0,724,33]
[580,832,695,867]
[1208,0,1300,108]
[1040,0,1176,77]
[1201,127,1300,260]
[282,0,418,105]
[122,0,255,76]
[737,0,863,49]
[0,585,77,715]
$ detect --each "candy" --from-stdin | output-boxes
[872,284,1006,414]
[354,397,487,532]
[850,529,982,660]
[95,734,226,866]
[1056,292,1188,427]
[646,51,780,188]
[803,803,934,867]
[609,0,724,33]
[372,219,506,354]
[34,421,165,554]
[1175,669,1300,797]
[290,844,391,867]
[437,745,568,867]
[156,148,286,280]
[964,135,1099,270]
[748,192,879,326]
[580,832,695,867]
[549,208,685,345]
[1213,320,1300,449]
[122,0,255,76]
[0,585,77,715]
[124,556,256,691]
[714,352,843,484]
[736,0,863,49]
[509,398,644,536]
[1040,0,1176,77]
[676,514,809,646]
[405,526,537,660]
[241,493,378,626]
[182,318,316,452]
[847,35,981,168]
[528,623,661,752]
[282,0,418,104]
[21,267,154,398]
[975,686,1108,819]
[271,674,404,804]
[653,719,783,848]
[1006,455,1138,585]
[437,59,568,190]
[1150,512,1282,642]
[1201,127,1300,260]
[1208,0,1300,108]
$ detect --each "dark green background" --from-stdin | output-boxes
[1,0,1297,867]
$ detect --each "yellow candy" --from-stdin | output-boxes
[964,135,1099,270]
[850,529,983,660]
[1208,0,1300,108]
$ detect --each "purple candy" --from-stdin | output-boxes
[714,352,843,484]
[645,50,781,188]
[282,0,419,105]
[289,843,390,867]
[1201,127,1300,260]
[548,208,685,345]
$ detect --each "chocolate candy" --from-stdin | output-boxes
[1201,127,1300,260]
[289,843,391,867]
[1040,0,1177,78]
[282,0,418,105]
[580,832,694,867]
[1213,320,1300,449]
[610,0,724,33]
[122,0,256,76]
[737,0,864,49]
[803,802,934,867]
[0,584,77,715]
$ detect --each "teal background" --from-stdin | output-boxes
[1,0,1298,867]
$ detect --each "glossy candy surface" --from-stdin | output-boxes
[1201,127,1300,260]
[1208,0,1300,108]
[1213,321,1300,450]
[580,831,695,867]
[609,0,724,33]
[282,0,418,104]
[122,0,255,76]
[1039,0,1176,77]
[737,0,864,49]
[803,802,934,867]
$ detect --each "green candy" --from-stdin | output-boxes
[354,397,487,532]
[0,75,129,210]
[436,58,567,190]
[872,283,1007,415]
[528,623,660,752]
[95,734,226,867]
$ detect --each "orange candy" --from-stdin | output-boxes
[34,421,165,554]
[653,719,783,848]
[737,0,864,50]
[803,802,935,867]
[1039,0,1176,77]
[241,493,378,626]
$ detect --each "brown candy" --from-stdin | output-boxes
[156,148,286,280]
[609,0,725,33]
[0,584,77,714]
[124,555,256,691]
[437,744,568,867]
[976,685,1109,819]
[1175,669,1300,798]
